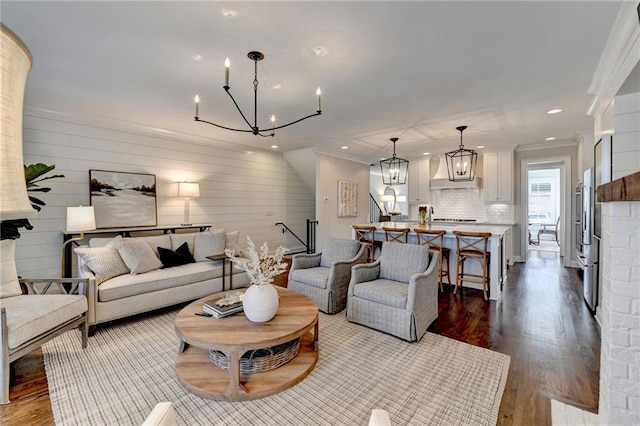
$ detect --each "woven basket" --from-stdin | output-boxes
[209,338,300,375]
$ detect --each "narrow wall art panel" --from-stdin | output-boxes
[338,180,358,217]
[89,170,157,228]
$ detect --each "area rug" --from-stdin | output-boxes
[43,310,510,425]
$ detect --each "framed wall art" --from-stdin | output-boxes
[337,180,358,217]
[89,170,157,228]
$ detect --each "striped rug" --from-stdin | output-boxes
[43,309,510,425]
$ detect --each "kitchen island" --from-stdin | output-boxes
[352,222,510,301]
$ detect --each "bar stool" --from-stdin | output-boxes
[452,231,491,300]
[382,225,409,244]
[352,225,380,262]
[414,228,451,292]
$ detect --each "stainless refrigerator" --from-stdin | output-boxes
[577,168,599,312]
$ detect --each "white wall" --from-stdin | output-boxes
[16,113,314,277]
[315,152,369,248]
[613,92,640,180]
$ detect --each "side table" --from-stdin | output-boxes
[206,254,234,291]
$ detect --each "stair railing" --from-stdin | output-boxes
[275,219,318,254]
[370,193,384,223]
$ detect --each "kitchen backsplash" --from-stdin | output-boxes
[422,189,515,223]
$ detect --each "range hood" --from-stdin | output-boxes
[429,155,481,189]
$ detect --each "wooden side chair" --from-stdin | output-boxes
[381,226,409,244]
[352,225,380,262]
[537,217,560,246]
[414,228,451,292]
[452,231,491,300]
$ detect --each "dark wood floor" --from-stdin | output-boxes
[0,251,600,425]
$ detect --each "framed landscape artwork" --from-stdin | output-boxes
[89,170,157,228]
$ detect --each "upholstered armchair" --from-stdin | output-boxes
[347,242,439,342]
[1,278,89,404]
[288,237,367,314]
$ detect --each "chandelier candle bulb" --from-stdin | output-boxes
[224,57,230,87]
[271,114,275,132]
[316,87,322,112]
[194,94,199,118]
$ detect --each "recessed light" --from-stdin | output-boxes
[270,145,278,149]
[221,8,240,19]
[422,152,430,156]
[545,137,556,141]
[271,83,282,90]
[192,54,203,62]
[476,145,485,149]
[312,46,330,57]
[341,146,348,150]
[547,108,563,114]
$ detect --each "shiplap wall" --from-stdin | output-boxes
[16,114,314,277]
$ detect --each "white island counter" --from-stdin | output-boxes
[352,222,509,301]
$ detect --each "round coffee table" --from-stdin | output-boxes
[174,286,319,401]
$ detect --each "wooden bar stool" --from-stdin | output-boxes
[414,228,451,292]
[452,231,491,300]
[352,225,380,262]
[382,225,409,244]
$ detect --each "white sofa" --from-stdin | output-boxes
[75,230,249,330]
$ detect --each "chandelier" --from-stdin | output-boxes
[380,138,409,185]
[193,51,322,137]
[445,126,478,182]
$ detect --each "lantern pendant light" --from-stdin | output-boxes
[445,126,478,182]
[380,138,409,185]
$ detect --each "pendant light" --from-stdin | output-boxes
[445,126,478,182]
[380,138,409,185]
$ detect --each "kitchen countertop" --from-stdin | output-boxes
[366,222,511,237]
[389,219,516,226]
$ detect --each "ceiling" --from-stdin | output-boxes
[2,1,623,164]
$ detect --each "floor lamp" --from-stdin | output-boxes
[61,206,96,277]
[174,182,200,226]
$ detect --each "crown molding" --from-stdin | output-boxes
[311,147,372,166]
[514,140,577,153]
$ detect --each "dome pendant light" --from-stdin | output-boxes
[445,126,478,182]
[380,138,409,185]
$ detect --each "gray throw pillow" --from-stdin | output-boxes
[114,240,163,275]
[193,230,226,262]
[75,247,130,284]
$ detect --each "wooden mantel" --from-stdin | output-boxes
[597,171,640,203]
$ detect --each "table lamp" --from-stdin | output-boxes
[61,206,96,277]
[173,182,200,226]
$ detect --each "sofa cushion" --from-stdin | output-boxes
[75,246,130,284]
[320,237,360,268]
[114,239,163,275]
[290,267,330,289]
[138,235,171,258]
[170,233,196,254]
[158,242,195,268]
[98,262,225,302]
[353,279,408,309]
[193,230,226,262]
[1,240,22,299]
[89,236,116,248]
[0,294,87,350]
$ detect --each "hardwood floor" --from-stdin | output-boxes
[0,252,600,425]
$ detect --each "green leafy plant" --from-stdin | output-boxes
[0,163,64,240]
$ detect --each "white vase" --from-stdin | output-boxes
[242,284,279,323]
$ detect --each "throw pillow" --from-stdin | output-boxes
[138,234,171,258]
[193,230,226,262]
[170,233,196,255]
[1,239,22,298]
[114,240,163,275]
[158,242,195,268]
[225,230,240,252]
[74,246,130,284]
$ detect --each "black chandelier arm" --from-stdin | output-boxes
[271,111,322,132]
[224,86,255,131]
[193,117,255,133]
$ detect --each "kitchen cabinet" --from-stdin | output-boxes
[408,158,430,203]
[483,150,513,203]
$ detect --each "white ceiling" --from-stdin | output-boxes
[2,1,623,164]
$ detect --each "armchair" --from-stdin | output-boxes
[347,242,439,342]
[288,237,367,314]
[1,278,89,404]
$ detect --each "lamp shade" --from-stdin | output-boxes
[174,182,200,198]
[66,206,96,232]
[0,24,35,220]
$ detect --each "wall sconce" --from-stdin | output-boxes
[61,206,96,277]
[173,182,200,226]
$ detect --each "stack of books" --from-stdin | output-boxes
[203,297,244,318]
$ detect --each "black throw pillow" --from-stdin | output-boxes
[158,242,195,268]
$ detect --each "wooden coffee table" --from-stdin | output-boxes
[174,286,319,401]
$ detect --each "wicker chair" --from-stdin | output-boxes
[288,237,367,314]
[347,242,439,342]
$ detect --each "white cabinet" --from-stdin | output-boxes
[408,158,430,202]
[483,151,513,203]
[504,226,513,265]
